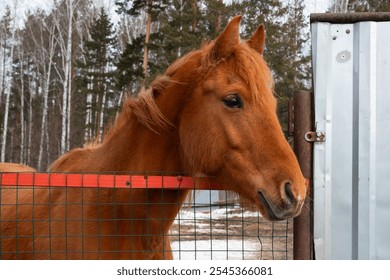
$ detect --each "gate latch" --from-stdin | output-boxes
[305,131,326,143]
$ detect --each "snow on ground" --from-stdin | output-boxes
[171,239,260,260]
[175,207,261,223]
[169,207,292,260]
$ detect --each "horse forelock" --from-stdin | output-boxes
[235,43,276,107]
[196,39,276,109]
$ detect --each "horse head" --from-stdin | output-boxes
[149,16,307,221]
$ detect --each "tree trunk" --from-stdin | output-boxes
[0,21,9,108]
[27,80,33,166]
[116,90,125,120]
[0,34,5,107]
[84,89,93,143]
[1,86,11,161]
[191,0,197,32]
[99,87,106,142]
[142,0,153,85]
[61,0,73,155]
[332,0,350,12]
[37,26,55,171]
[1,22,16,162]
[19,45,25,163]
[95,80,104,142]
[66,63,72,150]
[215,0,223,34]
[37,78,50,171]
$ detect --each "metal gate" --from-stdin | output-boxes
[311,13,390,259]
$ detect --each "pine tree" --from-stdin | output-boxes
[115,0,169,86]
[19,10,48,167]
[278,0,311,131]
[152,0,203,71]
[115,35,145,95]
[75,7,116,142]
[202,0,230,39]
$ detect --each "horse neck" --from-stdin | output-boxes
[49,108,189,230]
[101,114,182,173]
[102,107,187,195]
[98,110,190,220]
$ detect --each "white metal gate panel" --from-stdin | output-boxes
[311,16,390,260]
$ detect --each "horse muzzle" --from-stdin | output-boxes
[257,182,305,221]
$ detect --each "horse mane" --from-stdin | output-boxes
[103,49,203,143]
[103,77,173,143]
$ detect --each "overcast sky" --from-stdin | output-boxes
[0,0,116,26]
[1,0,331,26]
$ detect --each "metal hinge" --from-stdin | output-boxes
[305,131,326,143]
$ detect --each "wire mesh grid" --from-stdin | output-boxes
[171,200,292,260]
[0,172,292,260]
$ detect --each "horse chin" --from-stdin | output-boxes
[257,191,301,221]
[257,191,284,221]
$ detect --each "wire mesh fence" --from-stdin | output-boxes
[0,172,292,260]
[171,203,292,260]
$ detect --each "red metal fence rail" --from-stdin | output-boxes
[0,173,213,190]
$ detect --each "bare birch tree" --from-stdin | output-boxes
[331,0,350,12]
[16,30,26,163]
[27,66,34,165]
[51,0,75,155]
[1,3,17,162]
[37,25,56,170]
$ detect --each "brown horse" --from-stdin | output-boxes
[0,16,306,260]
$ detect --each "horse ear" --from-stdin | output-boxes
[211,15,242,59]
[248,24,265,55]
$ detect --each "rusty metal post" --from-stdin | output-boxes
[290,90,314,260]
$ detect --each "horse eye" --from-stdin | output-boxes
[223,94,243,109]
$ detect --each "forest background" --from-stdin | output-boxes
[0,0,388,170]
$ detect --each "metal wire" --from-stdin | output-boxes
[0,172,292,260]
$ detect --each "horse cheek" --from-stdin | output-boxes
[179,114,221,174]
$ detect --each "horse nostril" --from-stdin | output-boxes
[284,182,295,206]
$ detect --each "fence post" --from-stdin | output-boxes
[290,90,314,260]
